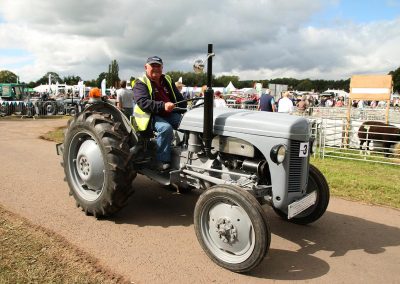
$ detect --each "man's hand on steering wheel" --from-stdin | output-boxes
[165,102,175,112]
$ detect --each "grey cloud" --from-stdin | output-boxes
[0,0,399,82]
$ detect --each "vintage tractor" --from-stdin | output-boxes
[0,83,33,116]
[57,44,329,273]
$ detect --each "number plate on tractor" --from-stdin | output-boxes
[288,191,317,219]
[299,142,309,157]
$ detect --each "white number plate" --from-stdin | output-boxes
[299,142,309,157]
[288,191,317,219]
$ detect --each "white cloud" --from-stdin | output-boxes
[0,0,399,83]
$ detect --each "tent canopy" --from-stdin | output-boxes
[226,81,236,92]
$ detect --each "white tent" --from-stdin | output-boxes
[33,84,49,93]
[226,81,236,93]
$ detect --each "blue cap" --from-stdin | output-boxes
[146,56,163,65]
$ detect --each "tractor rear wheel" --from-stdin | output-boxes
[63,111,136,217]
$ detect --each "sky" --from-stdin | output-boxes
[0,0,399,83]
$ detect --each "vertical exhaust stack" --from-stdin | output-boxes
[203,44,215,158]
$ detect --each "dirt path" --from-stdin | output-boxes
[0,119,399,283]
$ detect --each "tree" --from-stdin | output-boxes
[36,72,62,85]
[214,75,240,88]
[63,75,82,85]
[85,79,97,87]
[296,79,314,91]
[26,81,36,88]
[0,70,18,83]
[166,71,209,88]
[389,66,400,93]
[107,60,120,88]
[96,72,108,88]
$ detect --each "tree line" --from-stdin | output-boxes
[1,60,400,93]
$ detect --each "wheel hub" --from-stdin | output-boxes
[215,217,237,243]
[78,156,90,176]
[75,139,105,191]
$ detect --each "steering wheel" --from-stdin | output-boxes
[174,97,204,112]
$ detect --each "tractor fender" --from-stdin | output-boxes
[82,101,138,143]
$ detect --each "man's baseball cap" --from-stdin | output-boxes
[146,56,163,65]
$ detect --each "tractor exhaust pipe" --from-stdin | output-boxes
[203,44,215,158]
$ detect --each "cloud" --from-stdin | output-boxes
[0,0,399,83]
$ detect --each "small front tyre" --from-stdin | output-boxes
[194,185,270,273]
[273,164,330,225]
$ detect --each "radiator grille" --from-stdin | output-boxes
[288,140,304,192]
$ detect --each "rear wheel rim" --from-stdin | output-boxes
[68,131,105,201]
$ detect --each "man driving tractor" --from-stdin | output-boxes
[133,56,187,171]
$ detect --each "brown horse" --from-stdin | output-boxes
[358,121,400,156]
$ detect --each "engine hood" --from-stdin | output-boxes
[179,108,310,141]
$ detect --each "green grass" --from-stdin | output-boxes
[311,157,400,208]
[0,206,128,284]
[39,126,65,143]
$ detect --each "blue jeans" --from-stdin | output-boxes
[153,112,182,162]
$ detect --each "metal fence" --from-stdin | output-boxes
[302,106,400,123]
[310,118,400,166]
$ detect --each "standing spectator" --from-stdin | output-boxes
[320,96,326,107]
[176,81,190,100]
[117,80,135,118]
[325,96,334,107]
[296,97,307,114]
[195,85,207,106]
[335,97,344,107]
[377,100,386,108]
[278,91,294,113]
[393,97,400,107]
[175,81,185,93]
[258,89,276,112]
[214,91,227,108]
[357,99,365,109]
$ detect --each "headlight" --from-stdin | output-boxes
[270,144,287,164]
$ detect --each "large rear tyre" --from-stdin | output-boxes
[44,101,57,115]
[194,185,270,273]
[63,111,136,217]
[273,164,330,225]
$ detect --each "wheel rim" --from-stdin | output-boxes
[68,131,105,201]
[200,197,256,264]
[46,103,54,115]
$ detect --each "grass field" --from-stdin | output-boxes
[311,157,399,208]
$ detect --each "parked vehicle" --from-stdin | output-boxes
[0,83,34,116]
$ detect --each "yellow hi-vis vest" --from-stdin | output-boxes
[133,75,177,131]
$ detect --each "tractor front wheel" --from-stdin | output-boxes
[273,164,330,225]
[194,185,270,272]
